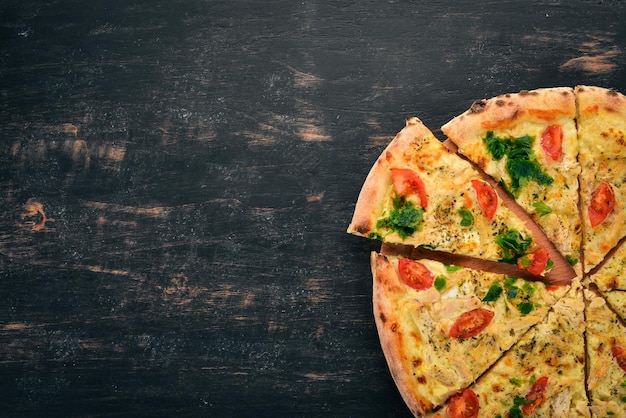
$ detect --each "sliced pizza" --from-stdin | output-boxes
[584,288,626,416]
[441,87,582,274]
[348,117,551,275]
[586,239,626,292]
[371,252,569,415]
[428,280,589,418]
[576,85,626,273]
[601,290,626,323]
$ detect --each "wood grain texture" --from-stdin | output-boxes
[1,0,626,417]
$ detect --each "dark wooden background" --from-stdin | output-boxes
[1,1,626,417]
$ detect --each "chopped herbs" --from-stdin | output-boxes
[375,195,425,239]
[483,131,554,197]
[434,275,447,291]
[508,395,533,418]
[509,377,524,386]
[495,229,533,264]
[482,283,503,302]
[445,264,462,272]
[458,207,474,227]
[532,201,553,216]
[517,301,535,315]
[565,254,579,266]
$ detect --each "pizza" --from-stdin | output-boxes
[372,252,568,415]
[347,117,552,276]
[428,281,588,418]
[576,85,626,273]
[585,288,626,416]
[441,87,582,274]
[348,86,626,417]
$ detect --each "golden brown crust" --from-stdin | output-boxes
[442,87,575,151]
[348,117,433,237]
[372,252,432,416]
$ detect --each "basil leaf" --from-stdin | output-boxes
[434,275,447,291]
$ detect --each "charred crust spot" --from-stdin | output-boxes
[607,90,619,97]
[412,358,423,367]
[416,375,427,384]
[353,223,371,235]
[470,100,487,114]
[495,99,505,107]
[379,312,387,323]
[391,322,398,332]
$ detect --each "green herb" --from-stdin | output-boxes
[367,232,384,241]
[546,258,555,271]
[509,377,524,386]
[376,195,425,239]
[495,229,533,264]
[532,201,553,216]
[483,131,554,197]
[434,275,447,291]
[504,277,520,299]
[621,396,626,403]
[517,301,535,315]
[458,207,474,227]
[522,281,536,296]
[445,264,462,272]
[509,395,534,418]
[565,255,578,266]
[482,283,503,302]
[518,254,531,268]
[621,380,626,388]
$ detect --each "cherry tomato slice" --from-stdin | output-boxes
[449,308,494,340]
[390,168,428,209]
[611,344,626,373]
[516,247,550,276]
[540,124,563,160]
[397,258,434,290]
[471,179,498,221]
[521,376,549,415]
[446,388,479,418]
[589,181,615,227]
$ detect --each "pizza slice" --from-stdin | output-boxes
[428,280,589,418]
[584,288,626,416]
[348,117,552,276]
[371,252,569,415]
[576,85,626,273]
[441,87,582,274]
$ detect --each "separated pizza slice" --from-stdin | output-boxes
[576,85,626,273]
[584,288,626,417]
[348,117,552,276]
[441,87,582,274]
[371,252,569,416]
[428,280,589,418]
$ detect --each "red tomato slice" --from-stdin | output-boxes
[516,247,550,276]
[446,389,479,418]
[449,308,494,340]
[397,258,434,290]
[521,376,549,415]
[611,344,626,373]
[390,168,428,208]
[540,124,563,160]
[471,179,498,221]
[589,181,615,227]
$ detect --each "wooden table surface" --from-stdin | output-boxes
[2,1,626,416]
